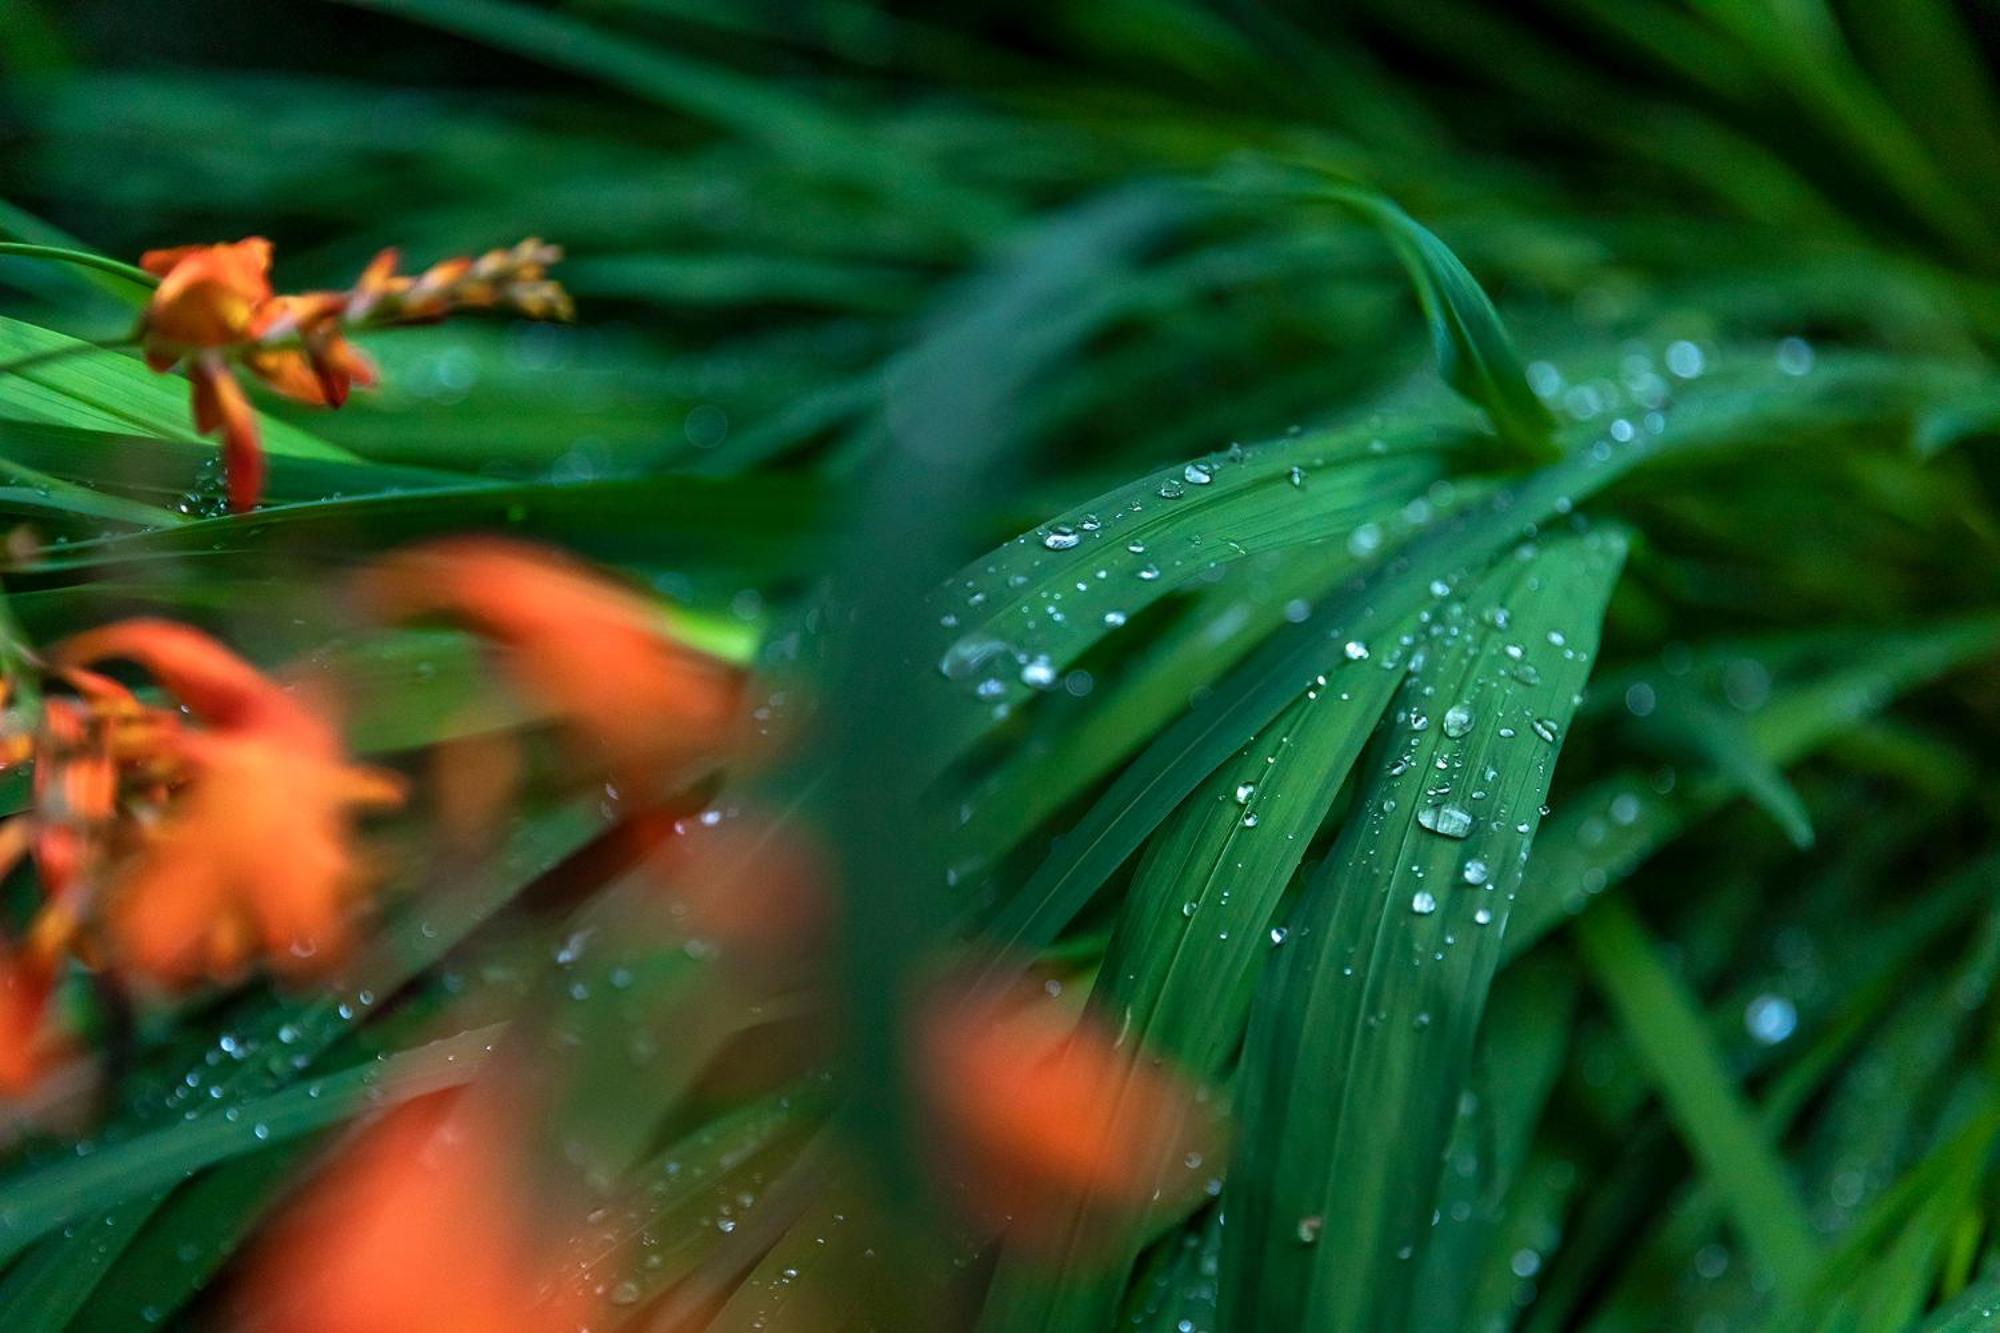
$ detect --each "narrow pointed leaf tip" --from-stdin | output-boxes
[1318,183,1559,462]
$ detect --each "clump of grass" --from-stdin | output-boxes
[0,3,1993,1330]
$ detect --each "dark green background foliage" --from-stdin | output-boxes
[0,2,1998,1330]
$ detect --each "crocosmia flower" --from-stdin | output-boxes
[135,237,570,512]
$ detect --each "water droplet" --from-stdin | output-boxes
[1343,640,1370,661]
[1269,926,1289,946]
[1297,1216,1323,1244]
[1157,479,1185,500]
[1443,704,1474,738]
[1417,804,1474,839]
[1235,782,1256,805]
[1745,993,1797,1044]
[1410,890,1438,915]
[1183,462,1213,486]
[1137,564,1161,581]
[1776,336,1814,376]
[1664,340,1704,379]
[939,634,1013,682]
[1042,525,1080,551]
[1473,907,1493,925]
[1020,656,1057,689]
[1461,858,1489,886]
[1531,717,1560,744]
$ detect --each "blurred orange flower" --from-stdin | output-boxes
[237,1092,594,1333]
[643,814,831,968]
[0,949,63,1097]
[919,982,1217,1244]
[357,537,741,785]
[136,237,569,512]
[51,619,403,986]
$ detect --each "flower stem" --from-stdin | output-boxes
[0,244,157,289]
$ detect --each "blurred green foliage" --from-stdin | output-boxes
[0,2,1998,1331]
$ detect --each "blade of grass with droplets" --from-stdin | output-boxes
[972,404,1660,969]
[970,340,1941,965]
[0,315,350,460]
[1411,954,1579,1331]
[979,610,1420,1333]
[67,1142,312,1333]
[1569,896,1819,1296]
[1124,1210,1223,1333]
[1507,611,2000,956]
[1219,525,1623,1331]
[926,418,1472,769]
[1781,1103,2000,1331]
[1582,853,2000,1328]
[10,471,824,579]
[565,1092,820,1321]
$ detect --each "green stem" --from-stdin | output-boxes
[0,243,156,289]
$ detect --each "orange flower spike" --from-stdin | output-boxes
[357,538,741,780]
[347,239,572,326]
[235,1093,595,1333]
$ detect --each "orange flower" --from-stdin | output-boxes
[236,1092,595,1333]
[136,237,569,512]
[101,728,403,985]
[0,949,63,1097]
[919,982,1218,1244]
[138,237,274,366]
[0,819,65,1097]
[51,620,403,985]
[356,538,741,784]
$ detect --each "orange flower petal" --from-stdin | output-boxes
[920,982,1218,1243]
[242,346,329,406]
[357,538,741,780]
[236,1092,593,1333]
[0,954,60,1096]
[106,729,400,987]
[141,239,273,351]
[187,359,265,512]
[53,618,304,737]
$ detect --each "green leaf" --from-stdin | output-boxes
[0,316,351,459]
[1314,182,1558,461]
[1570,897,1819,1296]
[1220,525,1624,1331]
[979,606,1419,1333]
